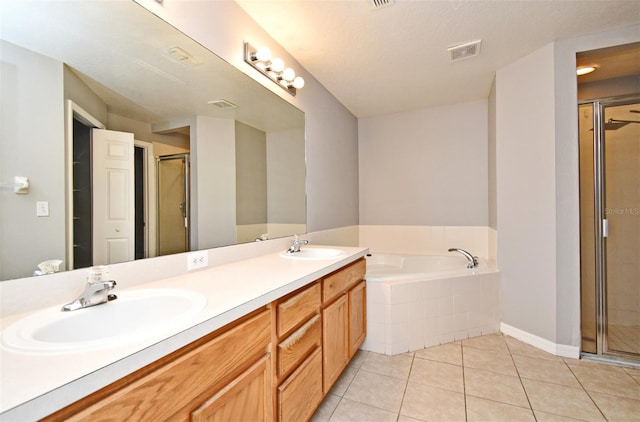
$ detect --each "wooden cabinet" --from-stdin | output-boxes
[277,348,323,422]
[192,354,272,422]
[321,258,366,394]
[44,308,272,422]
[273,282,323,422]
[322,294,350,392]
[349,280,367,356]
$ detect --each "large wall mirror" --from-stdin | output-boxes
[0,0,306,281]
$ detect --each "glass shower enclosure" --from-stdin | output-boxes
[579,96,640,361]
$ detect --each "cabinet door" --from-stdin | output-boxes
[192,354,272,422]
[322,294,349,393]
[349,280,366,357]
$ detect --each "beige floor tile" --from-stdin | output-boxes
[311,394,341,422]
[330,366,358,397]
[568,363,640,400]
[506,336,561,361]
[463,345,519,376]
[521,378,605,422]
[360,351,413,380]
[414,342,463,366]
[329,398,398,422]
[464,367,530,408]
[343,369,406,413]
[462,333,509,354]
[589,391,640,422]
[347,349,369,369]
[534,410,592,421]
[512,354,581,388]
[409,358,464,393]
[466,396,535,421]
[400,382,466,421]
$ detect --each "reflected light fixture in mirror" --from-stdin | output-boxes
[244,43,305,95]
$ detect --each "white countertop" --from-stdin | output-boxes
[0,246,368,421]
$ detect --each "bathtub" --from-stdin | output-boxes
[362,253,501,355]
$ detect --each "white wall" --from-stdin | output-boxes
[496,44,558,343]
[0,41,66,280]
[193,116,237,249]
[359,100,488,226]
[267,127,306,224]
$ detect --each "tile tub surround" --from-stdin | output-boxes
[0,246,367,420]
[358,225,497,264]
[312,333,640,422]
[363,271,501,355]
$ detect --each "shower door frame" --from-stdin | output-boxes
[579,94,640,360]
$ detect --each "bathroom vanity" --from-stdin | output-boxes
[0,247,367,421]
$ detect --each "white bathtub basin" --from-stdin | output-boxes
[279,247,347,260]
[1,288,206,353]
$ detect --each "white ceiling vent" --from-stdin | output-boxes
[448,40,482,62]
[371,0,394,9]
[208,99,238,109]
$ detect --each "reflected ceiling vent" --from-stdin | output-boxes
[371,0,394,9]
[168,46,201,66]
[208,99,238,109]
[448,40,482,62]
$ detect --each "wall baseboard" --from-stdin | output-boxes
[500,323,580,359]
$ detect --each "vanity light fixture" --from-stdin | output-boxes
[244,42,304,96]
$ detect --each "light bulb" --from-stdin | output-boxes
[269,58,285,72]
[282,68,295,82]
[254,46,271,62]
[576,66,596,76]
[292,76,305,89]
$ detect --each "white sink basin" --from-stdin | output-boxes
[1,288,206,353]
[280,247,347,260]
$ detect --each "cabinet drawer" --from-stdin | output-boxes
[278,347,323,422]
[277,282,321,337]
[277,314,321,379]
[323,258,365,303]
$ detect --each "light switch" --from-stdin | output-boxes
[36,201,49,217]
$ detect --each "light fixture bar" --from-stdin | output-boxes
[244,42,304,96]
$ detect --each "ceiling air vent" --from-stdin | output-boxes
[448,40,482,62]
[208,99,238,109]
[371,0,394,9]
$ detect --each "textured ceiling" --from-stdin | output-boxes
[235,0,640,117]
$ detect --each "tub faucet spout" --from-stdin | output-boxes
[448,248,478,268]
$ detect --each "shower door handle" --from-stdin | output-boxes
[602,219,609,238]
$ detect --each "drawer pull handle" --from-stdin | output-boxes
[281,315,319,349]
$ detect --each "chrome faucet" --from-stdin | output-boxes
[61,280,118,311]
[287,235,309,253]
[448,248,479,268]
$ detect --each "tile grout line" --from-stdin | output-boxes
[395,351,416,422]
[460,342,468,422]
[503,336,538,421]
[564,361,610,421]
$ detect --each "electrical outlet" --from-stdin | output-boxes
[187,251,208,271]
